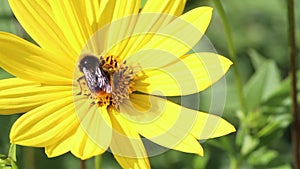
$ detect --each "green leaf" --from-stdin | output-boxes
[270,164,292,169]
[10,161,18,169]
[8,145,17,162]
[241,134,259,155]
[248,49,267,70]
[265,71,300,106]
[256,114,291,138]
[248,147,278,166]
[244,59,280,110]
[193,152,210,169]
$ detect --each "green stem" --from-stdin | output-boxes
[8,144,17,161]
[81,160,86,169]
[23,147,35,169]
[286,0,300,168]
[212,1,247,168]
[221,137,240,169]
[229,156,238,169]
[95,155,102,169]
[212,0,248,115]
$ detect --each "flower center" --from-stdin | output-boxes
[77,54,135,109]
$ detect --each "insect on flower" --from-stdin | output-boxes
[77,55,112,97]
[0,1,236,168]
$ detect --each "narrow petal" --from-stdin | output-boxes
[48,0,94,54]
[113,155,151,169]
[104,16,139,58]
[126,7,213,65]
[134,52,232,96]
[46,98,112,159]
[141,0,186,16]
[71,126,106,160]
[110,1,141,21]
[45,132,74,158]
[118,0,186,58]
[121,94,235,151]
[110,109,150,169]
[10,96,77,147]
[8,0,77,61]
[0,78,37,90]
[101,0,141,57]
[0,32,73,84]
[49,1,140,56]
[121,94,203,155]
[71,98,112,159]
[0,78,72,115]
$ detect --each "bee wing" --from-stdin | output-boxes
[95,67,112,93]
[82,68,98,92]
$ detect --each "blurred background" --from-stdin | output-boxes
[1,0,300,168]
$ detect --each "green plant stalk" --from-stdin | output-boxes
[287,0,300,168]
[8,144,17,161]
[212,0,248,115]
[212,1,248,168]
[95,155,102,169]
[23,147,35,169]
[81,160,86,169]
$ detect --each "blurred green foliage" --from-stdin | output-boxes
[0,0,299,168]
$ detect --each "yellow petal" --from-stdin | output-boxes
[134,52,232,96]
[110,1,140,21]
[191,113,236,140]
[71,126,106,160]
[46,98,112,159]
[121,94,203,155]
[10,96,77,147]
[48,1,94,54]
[126,7,212,64]
[8,0,77,61]
[113,155,151,169]
[45,132,74,158]
[120,94,235,149]
[0,32,73,84]
[141,0,186,16]
[72,98,112,158]
[117,0,186,58]
[87,0,140,33]
[0,78,72,115]
[100,0,141,57]
[48,1,140,56]
[109,110,150,168]
[0,78,37,90]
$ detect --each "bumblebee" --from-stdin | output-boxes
[78,55,112,97]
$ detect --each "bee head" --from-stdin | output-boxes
[79,55,100,72]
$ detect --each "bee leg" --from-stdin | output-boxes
[76,76,84,95]
[76,76,91,96]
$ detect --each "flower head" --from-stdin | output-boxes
[0,0,235,168]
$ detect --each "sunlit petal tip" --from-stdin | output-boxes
[213,119,236,137]
[71,144,106,160]
[70,124,107,160]
[192,113,236,140]
[197,149,204,156]
[113,155,151,169]
[185,6,213,21]
[45,149,63,158]
[220,55,233,69]
[134,53,233,96]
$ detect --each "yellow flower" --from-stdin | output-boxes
[0,0,235,168]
